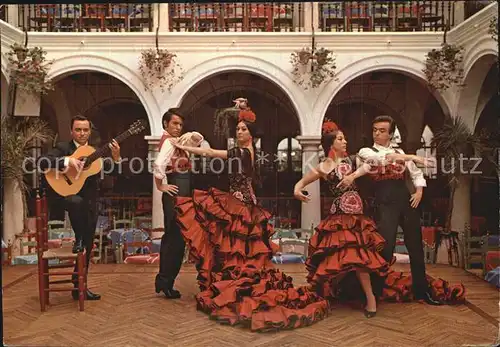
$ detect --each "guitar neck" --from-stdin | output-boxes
[86,130,132,164]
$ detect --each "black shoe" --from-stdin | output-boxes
[72,289,101,301]
[163,288,182,299]
[417,292,443,306]
[155,275,181,299]
[72,239,84,254]
[364,309,377,318]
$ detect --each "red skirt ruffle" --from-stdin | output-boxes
[307,214,466,304]
[175,188,329,332]
[306,214,390,298]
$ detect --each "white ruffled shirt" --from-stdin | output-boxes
[357,143,427,188]
[153,131,203,180]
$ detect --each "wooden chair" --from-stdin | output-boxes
[113,216,133,230]
[36,190,86,312]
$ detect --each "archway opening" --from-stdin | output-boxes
[178,70,302,226]
[471,62,499,236]
[320,70,448,220]
[40,71,151,220]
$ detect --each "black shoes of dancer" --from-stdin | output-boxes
[364,309,377,318]
[155,275,181,299]
[418,292,443,306]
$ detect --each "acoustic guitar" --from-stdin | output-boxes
[44,120,147,197]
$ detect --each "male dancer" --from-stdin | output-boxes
[153,108,191,299]
[339,115,441,305]
[39,115,121,300]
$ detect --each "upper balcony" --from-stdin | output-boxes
[0,1,494,33]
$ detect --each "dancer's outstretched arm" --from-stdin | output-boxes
[385,152,434,167]
[294,159,335,202]
[174,143,228,159]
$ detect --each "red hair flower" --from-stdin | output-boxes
[322,120,338,135]
[238,109,256,123]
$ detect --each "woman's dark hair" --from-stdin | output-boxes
[321,129,342,158]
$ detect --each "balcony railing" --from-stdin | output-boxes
[169,3,304,32]
[5,2,492,33]
[17,4,153,32]
[319,1,454,32]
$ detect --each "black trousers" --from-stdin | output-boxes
[157,173,191,287]
[64,194,97,277]
[373,188,428,298]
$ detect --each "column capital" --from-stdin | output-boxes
[296,135,321,150]
[145,135,161,152]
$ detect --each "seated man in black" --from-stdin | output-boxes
[38,115,121,300]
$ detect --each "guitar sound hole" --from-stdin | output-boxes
[79,157,90,169]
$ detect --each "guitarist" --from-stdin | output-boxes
[38,115,121,301]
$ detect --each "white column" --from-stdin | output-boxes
[297,136,322,230]
[146,136,164,228]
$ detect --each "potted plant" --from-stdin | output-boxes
[423,43,465,91]
[6,43,54,95]
[431,116,494,267]
[138,48,183,93]
[290,47,337,90]
[1,114,53,251]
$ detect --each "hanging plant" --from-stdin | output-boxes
[138,48,183,93]
[489,16,498,41]
[290,47,337,90]
[423,43,465,91]
[6,43,54,95]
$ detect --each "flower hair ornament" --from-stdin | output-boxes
[214,97,257,139]
[321,119,346,159]
[322,119,338,135]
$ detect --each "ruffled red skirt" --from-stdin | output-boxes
[175,188,329,332]
[307,214,466,304]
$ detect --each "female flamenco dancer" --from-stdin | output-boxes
[293,121,387,317]
[172,99,329,332]
[293,120,466,317]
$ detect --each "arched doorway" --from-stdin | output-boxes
[178,70,302,226]
[472,62,499,236]
[40,71,151,219]
[320,70,448,220]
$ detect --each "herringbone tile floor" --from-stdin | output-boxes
[2,264,499,347]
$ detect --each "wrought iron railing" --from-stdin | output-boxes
[7,2,495,33]
[16,4,153,32]
[168,2,304,32]
[319,1,454,32]
[0,5,7,22]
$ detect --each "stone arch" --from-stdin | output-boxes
[47,54,159,135]
[165,54,307,135]
[332,97,408,141]
[456,52,497,129]
[462,37,498,78]
[312,54,453,135]
[1,58,9,82]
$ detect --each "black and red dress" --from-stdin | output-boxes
[175,147,329,332]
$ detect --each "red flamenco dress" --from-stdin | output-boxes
[306,160,390,300]
[307,159,466,304]
[175,147,329,332]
